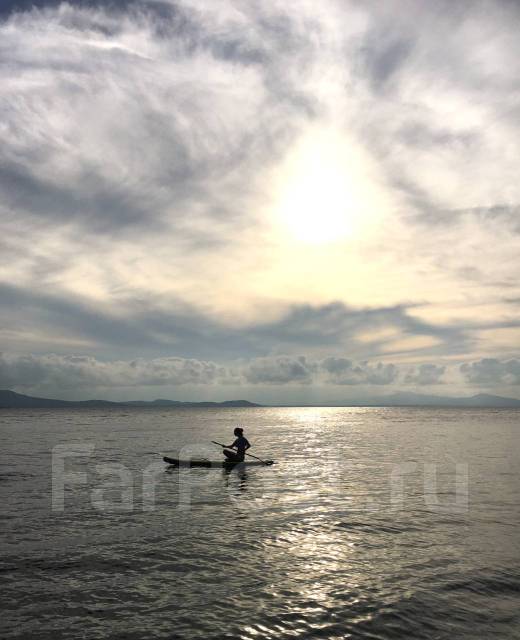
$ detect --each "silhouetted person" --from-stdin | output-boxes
[223,427,251,462]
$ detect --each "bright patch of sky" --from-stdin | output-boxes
[1,0,519,401]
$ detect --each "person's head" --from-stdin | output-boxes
[234,427,244,437]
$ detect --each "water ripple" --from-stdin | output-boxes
[1,406,519,639]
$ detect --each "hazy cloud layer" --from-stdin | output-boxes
[321,358,398,386]
[404,364,446,386]
[460,359,520,386]
[1,0,519,399]
[0,353,225,388]
[1,351,504,392]
[0,284,478,362]
[4,352,520,405]
[242,356,315,385]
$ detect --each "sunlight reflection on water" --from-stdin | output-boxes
[1,406,519,639]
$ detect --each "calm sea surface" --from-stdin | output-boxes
[1,407,519,639]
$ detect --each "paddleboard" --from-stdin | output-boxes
[163,456,272,467]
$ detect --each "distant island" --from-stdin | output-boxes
[0,390,260,409]
[1,389,520,408]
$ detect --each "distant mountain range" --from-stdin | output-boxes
[349,391,520,408]
[0,389,519,409]
[0,390,259,409]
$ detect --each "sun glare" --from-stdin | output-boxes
[272,128,383,245]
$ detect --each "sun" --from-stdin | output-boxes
[276,157,353,244]
[271,128,382,245]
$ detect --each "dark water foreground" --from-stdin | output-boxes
[1,407,519,639]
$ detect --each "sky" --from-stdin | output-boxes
[0,0,519,403]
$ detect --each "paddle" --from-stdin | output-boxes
[211,441,274,465]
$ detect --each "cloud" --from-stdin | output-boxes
[404,363,446,385]
[460,358,520,385]
[242,355,315,385]
[0,283,475,363]
[0,352,322,390]
[0,351,458,394]
[0,352,226,388]
[251,301,473,362]
[0,0,519,400]
[321,358,398,385]
[0,1,298,246]
[0,353,520,403]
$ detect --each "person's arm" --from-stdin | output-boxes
[226,438,239,449]
[245,439,251,451]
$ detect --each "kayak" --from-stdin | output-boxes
[163,456,273,467]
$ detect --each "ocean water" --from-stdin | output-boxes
[1,406,519,640]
